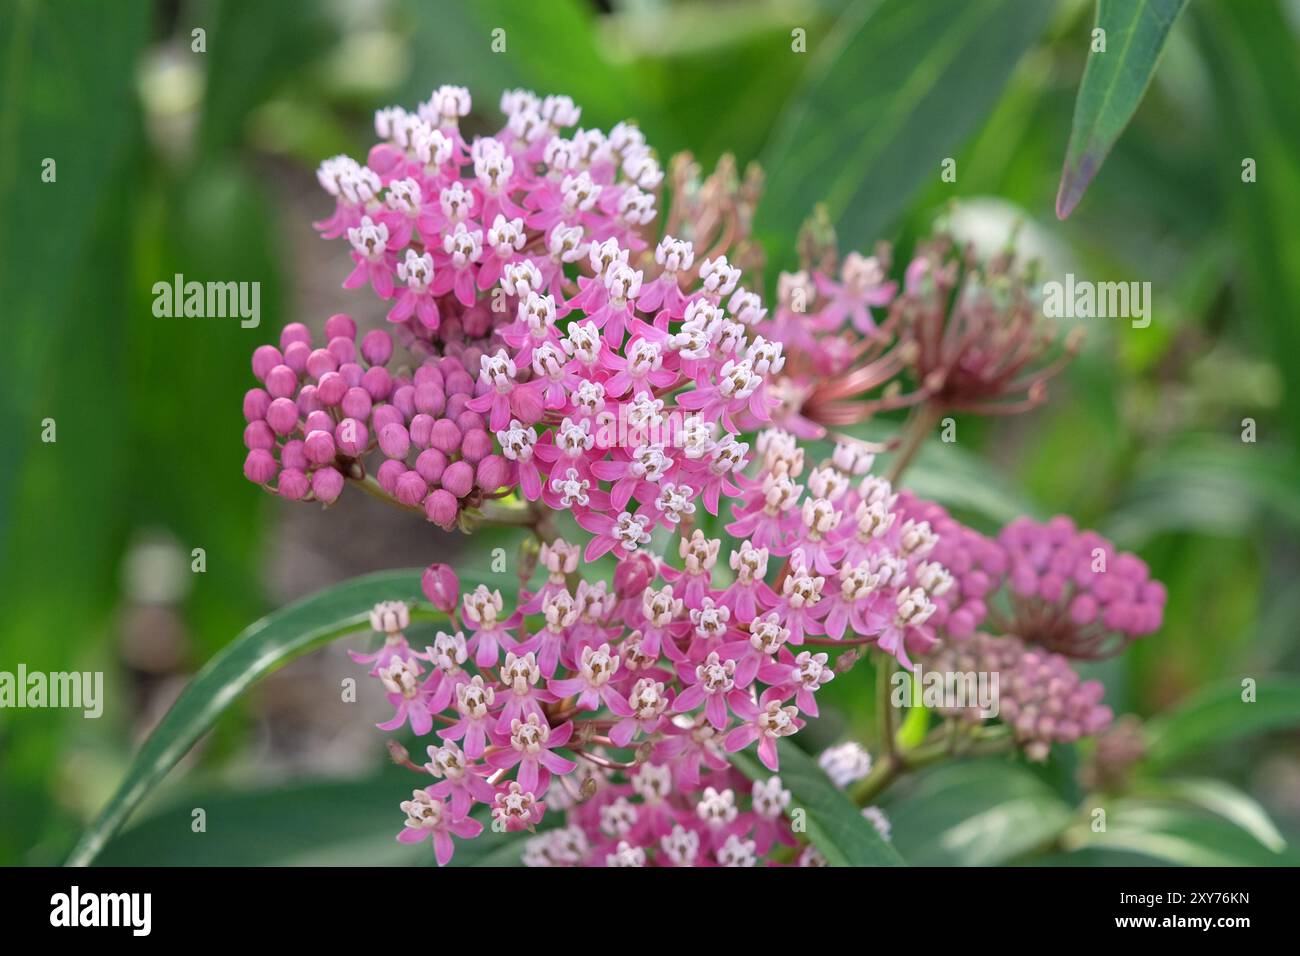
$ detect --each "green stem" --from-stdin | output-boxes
[850,721,1015,806]
[885,400,945,485]
[875,656,898,760]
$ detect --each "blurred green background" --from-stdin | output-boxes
[1,0,1297,866]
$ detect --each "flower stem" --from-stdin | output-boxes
[885,400,944,485]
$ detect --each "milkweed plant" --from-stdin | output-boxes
[238,86,1166,867]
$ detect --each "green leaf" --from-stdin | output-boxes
[1056,0,1189,218]
[1102,437,1300,544]
[94,766,537,867]
[1140,676,1300,772]
[732,741,905,866]
[0,0,150,865]
[757,0,1056,257]
[1066,799,1294,866]
[1136,779,1287,853]
[883,759,1072,865]
[1193,0,1300,450]
[67,567,455,866]
[400,0,641,132]
[199,0,336,153]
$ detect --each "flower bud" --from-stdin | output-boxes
[422,562,460,611]
[265,364,297,399]
[371,404,404,433]
[429,418,462,455]
[295,405,325,430]
[316,371,347,406]
[341,386,373,421]
[476,454,509,492]
[296,385,322,415]
[311,466,345,503]
[243,420,275,451]
[395,470,429,507]
[243,449,278,484]
[376,458,405,494]
[614,551,656,599]
[278,468,310,500]
[416,448,447,484]
[324,312,357,341]
[283,340,310,374]
[441,460,474,498]
[409,413,435,448]
[252,345,283,381]
[243,388,271,422]
[425,489,459,529]
[265,397,299,436]
[327,335,356,366]
[378,422,411,460]
[362,365,393,401]
[279,322,312,351]
[306,348,338,379]
[392,384,416,419]
[335,418,369,457]
[460,429,491,464]
[303,429,337,465]
[361,328,393,366]
[281,440,307,470]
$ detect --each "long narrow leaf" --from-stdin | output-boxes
[1056,0,1189,218]
[67,568,444,866]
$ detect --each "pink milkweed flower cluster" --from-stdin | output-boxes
[927,632,1113,761]
[242,84,1170,866]
[997,515,1166,658]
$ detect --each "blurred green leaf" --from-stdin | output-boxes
[1140,676,1300,772]
[96,766,416,866]
[1136,778,1287,853]
[0,0,150,865]
[400,0,640,131]
[883,759,1072,865]
[1102,437,1300,544]
[68,567,495,866]
[757,0,1056,259]
[903,436,1043,528]
[732,741,905,866]
[199,0,336,152]
[1194,0,1300,450]
[95,765,536,866]
[1067,799,1293,865]
[837,419,1041,530]
[1056,0,1189,218]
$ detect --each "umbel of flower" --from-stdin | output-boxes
[247,84,1168,866]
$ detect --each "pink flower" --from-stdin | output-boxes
[486,714,577,793]
[725,688,803,772]
[397,789,484,866]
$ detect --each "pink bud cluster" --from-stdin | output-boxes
[999,515,1166,658]
[242,315,511,528]
[927,632,1113,761]
[894,492,1007,641]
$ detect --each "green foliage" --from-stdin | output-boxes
[733,741,904,866]
[1141,677,1300,772]
[882,759,1073,865]
[758,0,1056,264]
[1057,0,1190,217]
[67,568,439,866]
